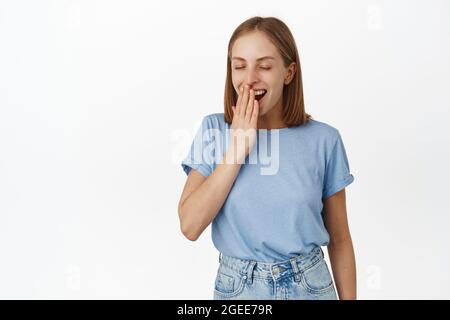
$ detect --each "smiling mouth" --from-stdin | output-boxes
[255,90,267,101]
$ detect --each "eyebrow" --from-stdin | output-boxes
[231,56,275,62]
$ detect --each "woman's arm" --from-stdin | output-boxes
[178,85,259,241]
[178,151,243,241]
[322,188,357,300]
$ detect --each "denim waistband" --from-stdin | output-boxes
[218,246,324,282]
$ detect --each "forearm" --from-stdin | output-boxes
[327,237,357,300]
[179,151,242,241]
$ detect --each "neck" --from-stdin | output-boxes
[257,98,287,129]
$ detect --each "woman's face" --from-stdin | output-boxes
[230,31,296,117]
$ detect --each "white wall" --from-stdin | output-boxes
[0,0,449,299]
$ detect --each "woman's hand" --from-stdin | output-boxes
[226,85,259,164]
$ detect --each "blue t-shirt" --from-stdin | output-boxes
[181,112,355,263]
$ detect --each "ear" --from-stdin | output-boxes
[284,62,297,85]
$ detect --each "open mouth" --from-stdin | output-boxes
[254,89,267,101]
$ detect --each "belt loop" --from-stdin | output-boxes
[244,261,256,285]
[219,252,222,263]
[290,258,301,283]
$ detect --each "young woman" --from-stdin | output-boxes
[178,16,356,300]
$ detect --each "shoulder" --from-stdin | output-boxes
[201,112,227,130]
[304,118,342,143]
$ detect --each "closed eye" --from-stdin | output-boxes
[234,67,271,70]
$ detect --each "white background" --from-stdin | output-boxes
[0,0,449,299]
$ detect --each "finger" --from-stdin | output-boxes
[235,86,243,116]
[251,99,259,126]
[240,85,249,117]
[245,90,254,121]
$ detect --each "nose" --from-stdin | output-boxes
[241,82,258,91]
[246,69,259,89]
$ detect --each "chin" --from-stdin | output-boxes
[256,107,265,116]
[258,105,272,116]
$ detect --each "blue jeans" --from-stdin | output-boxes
[213,246,338,300]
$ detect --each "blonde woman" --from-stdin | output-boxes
[178,16,356,300]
